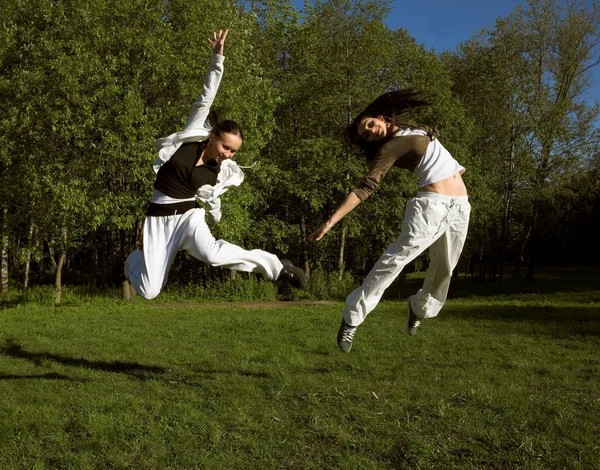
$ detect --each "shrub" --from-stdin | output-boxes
[292,270,358,301]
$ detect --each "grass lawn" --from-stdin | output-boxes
[1,272,599,469]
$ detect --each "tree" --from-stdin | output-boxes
[446,0,600,278]
[253,0,402,279]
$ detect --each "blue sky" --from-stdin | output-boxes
[382,0,521,54]
[291,0,600,105]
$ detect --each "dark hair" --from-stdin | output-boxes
[207,109,244,140]
[345,89,436,159]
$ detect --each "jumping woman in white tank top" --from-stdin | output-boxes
[309,90,470,352]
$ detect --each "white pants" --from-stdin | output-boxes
[125,208,283,300]
[343,192,470,326]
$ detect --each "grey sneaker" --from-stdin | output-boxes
[337,319,357,353]
[279,259,307,289]
[406,301,421,336]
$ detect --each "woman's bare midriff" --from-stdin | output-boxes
[419,172,467,196]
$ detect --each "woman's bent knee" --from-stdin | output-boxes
[138,287,161,300]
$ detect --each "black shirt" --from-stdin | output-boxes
[153,141,220,199]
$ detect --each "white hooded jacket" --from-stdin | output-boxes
[152,53,244,223]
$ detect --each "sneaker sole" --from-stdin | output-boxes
[406,301,418,336]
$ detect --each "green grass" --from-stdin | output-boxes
[1,282,599,468]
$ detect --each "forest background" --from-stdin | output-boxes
[1,0,599,302]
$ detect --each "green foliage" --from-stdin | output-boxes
[161,275,278,302]
[445,0,600,277]
[0,0,599,295]
[294,269,358,301]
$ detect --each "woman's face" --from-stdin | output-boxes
[205,131,242,164]
[357,115,389,142]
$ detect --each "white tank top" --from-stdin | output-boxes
[394,129,465,187]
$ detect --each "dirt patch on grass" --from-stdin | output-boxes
[152,300,337,309]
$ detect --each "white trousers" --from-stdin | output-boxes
[125,208,283,300]
[343,192,470,326]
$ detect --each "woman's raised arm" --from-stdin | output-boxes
[182,29,229,133]
[308,192,362,241]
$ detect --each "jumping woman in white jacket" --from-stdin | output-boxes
[125,29,306,299]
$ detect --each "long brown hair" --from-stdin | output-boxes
[345,89,437,159]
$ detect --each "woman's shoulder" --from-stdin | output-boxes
[393,127,428,137]
[377,133,431,160]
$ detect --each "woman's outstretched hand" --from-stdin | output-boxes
[308,192,362,242]
[208,29,229,56]
[308,222,332,242]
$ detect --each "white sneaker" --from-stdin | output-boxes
[406,302,421,336]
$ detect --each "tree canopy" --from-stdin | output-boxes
[1,0,599,297]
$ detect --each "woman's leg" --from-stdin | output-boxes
[179,209,284,280]
[125,215,181,300]
[409,198,470,319]
[342,197,451,327]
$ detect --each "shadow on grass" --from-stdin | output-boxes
[448,269,600,299]
[190,367,272,380]
[0,372,84,381]
[384,266,600,301]
[0,340,168,381]
[443,304,600,340]
[0,295,31,309]
[0,341,274,386]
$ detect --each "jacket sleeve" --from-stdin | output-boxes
[204,198,222,224]
[351,144,401,201]
[350,135,430,201]
[181,53,225,133]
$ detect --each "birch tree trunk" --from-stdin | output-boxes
[1,207,8,293]
[300,212,310,280]
[55,251,66,306]
[23,219,35,288]
[338,220,346,281]
[54,227,68,306]
[498,138,516,280]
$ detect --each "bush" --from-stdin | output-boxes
[0,285,123,308]
[291,270,358,301]
[160,274,277,302]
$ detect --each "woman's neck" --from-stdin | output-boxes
[388,124,400,137]
[197,147,212,166]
